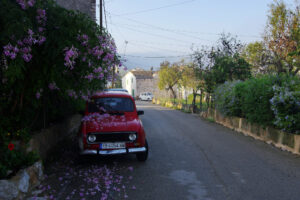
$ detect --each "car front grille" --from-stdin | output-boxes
[87,132,136,143]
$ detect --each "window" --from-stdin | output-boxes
[88,97,134,112]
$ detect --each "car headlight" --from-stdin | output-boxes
[88,134,96,143]
[129,133,137,141]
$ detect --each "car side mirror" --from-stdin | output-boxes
[137,110,144,115]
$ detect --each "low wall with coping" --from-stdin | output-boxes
[201,108,300,155]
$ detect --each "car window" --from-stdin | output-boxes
[88,97,134,112]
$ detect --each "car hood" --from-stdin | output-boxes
[84,113,140,132]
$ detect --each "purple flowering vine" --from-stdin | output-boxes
[16,0,35,10]
[64,46,79,70]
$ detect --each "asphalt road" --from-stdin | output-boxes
[27,101,300,200]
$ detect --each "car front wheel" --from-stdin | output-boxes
[136,140,148,162]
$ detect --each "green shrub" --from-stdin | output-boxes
[214,75,300,133]
[240,75,276,126]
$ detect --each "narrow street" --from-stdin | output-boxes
[28,101,300,200]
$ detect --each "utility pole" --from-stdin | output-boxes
[99,0,103,31]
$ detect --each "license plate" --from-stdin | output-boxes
[100,143,125,149]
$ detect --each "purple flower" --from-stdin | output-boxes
[36,92,41,99]
[23,37,33,45]
[48,82,58,90]
[28,29,34,36]
[21,47,31,54]
[13,46,19,53]
[10,52,17,59]
[27,0,35,7]
[17,40,24,46]
[16,0,26,9]
[38,27,44,32]
[4,50,10,57]
[85,74,94,82]
[93,67,102,73]
[22,54,32,62]
[38,36,46,45]
[4,44,13,51]
[64,46,78,69]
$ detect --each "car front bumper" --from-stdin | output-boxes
[80,147,147,155]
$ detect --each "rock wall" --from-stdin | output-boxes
[0,161,43,200]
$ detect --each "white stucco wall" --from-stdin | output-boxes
[122,72,136,97]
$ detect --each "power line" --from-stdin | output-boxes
[128,41,189,54]
[110,13,261,39]
[125,54,191,59]
[129,40,204,48]
[108,21,216,42]
[115,0,197,16]
[109,22,205,45]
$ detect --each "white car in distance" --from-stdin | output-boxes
[139,92,153,101]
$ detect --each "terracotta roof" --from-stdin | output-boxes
[131,71,154,79]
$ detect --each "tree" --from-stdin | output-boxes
[242,42,274,74]
[264,0,300,75]
[158,61,181,99]
[180,63,203,112]
[192,34,251,108]
[211,34,251,85]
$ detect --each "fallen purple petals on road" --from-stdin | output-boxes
[27,148,136,199]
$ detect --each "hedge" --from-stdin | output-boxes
[214,75,300,134]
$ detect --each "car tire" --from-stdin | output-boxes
[136,140,148,162]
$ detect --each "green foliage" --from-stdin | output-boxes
[240,76,276,125]
[211,55,251,84]
[214,75,300,133]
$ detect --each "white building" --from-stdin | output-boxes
[122,70,155,98]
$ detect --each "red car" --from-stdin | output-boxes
[78,91,148,161]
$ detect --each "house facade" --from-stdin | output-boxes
[122,70,156,98]
[55,0,96,21]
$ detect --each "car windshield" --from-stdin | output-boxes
[88,97,134,113]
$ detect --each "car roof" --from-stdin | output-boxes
[103,88,128,92]
[91,91,133,99]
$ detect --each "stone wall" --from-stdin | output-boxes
[55,0,96,21]
[136,78,155,97]
[27,114,82,161]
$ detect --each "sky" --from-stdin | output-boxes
[96,0,297,70]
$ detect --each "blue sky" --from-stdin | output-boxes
[96,0,297,70]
